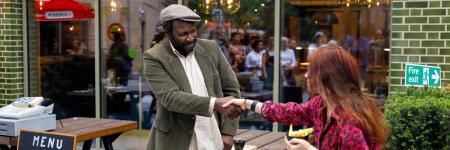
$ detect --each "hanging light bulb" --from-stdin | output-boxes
[39,0,43,11]
[220,0,240,14]
[199,0,217,14]
[111,0,118,12]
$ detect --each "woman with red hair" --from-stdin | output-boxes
[224,46,388,150]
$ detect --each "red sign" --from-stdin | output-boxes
[34,0,94,21]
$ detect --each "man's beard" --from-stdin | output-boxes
[174,41,195,57]
[170,36,196,57]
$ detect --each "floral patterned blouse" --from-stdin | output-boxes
[261,96,380,150]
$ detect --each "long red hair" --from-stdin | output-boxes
[307,46,388,146]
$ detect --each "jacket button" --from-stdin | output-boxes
[192,116,196,120]
[188,130,193,134]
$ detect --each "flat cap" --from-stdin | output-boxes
[160,4,201,23]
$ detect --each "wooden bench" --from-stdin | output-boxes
[0,117,137,150]
[234,129,287,150]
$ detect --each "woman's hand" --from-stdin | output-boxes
[284,136,317,150]
[222,99,247,110]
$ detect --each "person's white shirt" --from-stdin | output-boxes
[245,50,266,77]
[308,43,318,55]
[280,48,296,67]
[308,43,328,55]
[169,42,223,150]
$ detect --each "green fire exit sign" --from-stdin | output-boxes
[405,64,441,88]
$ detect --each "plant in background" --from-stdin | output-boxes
[384,87,449,149]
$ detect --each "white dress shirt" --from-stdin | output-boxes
[170,42,223,150]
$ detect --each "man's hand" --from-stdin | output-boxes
[214,96,242,118]
[221,134,233,150]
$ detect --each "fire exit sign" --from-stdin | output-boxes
[405,64,441,88]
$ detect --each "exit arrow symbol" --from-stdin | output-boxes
[432,70,439,84]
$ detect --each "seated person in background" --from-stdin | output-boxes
[228,32,246,72]
[308,31,328,55]
[245,39,266,79]
[66,39,87,55]
[288,39,297,50]
[224,45,388,150]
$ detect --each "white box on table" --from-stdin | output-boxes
[0,114,56,136]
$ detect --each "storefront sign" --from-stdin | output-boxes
[45,11,74,19]
[18,129,75,150]
[405,64,441,88]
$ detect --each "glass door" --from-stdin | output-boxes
[27,0,97,119]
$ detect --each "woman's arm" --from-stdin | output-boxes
[224,98,317,126]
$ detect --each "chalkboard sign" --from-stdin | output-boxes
[18,129,76,150]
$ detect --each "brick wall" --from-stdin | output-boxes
[0,0,24,106]
[391,0,450,92]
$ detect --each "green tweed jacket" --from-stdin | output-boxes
[143,38,241,150]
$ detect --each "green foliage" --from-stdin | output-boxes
[384,88,450,150]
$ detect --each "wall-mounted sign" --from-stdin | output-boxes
[404,64,441,88]
[18,129,76,150]
[108,23,125,41]
[45,11,74,19]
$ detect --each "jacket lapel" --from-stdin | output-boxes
[161,39,192,93]
[194,43,215,96]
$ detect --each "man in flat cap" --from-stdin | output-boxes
[143,4,242,150]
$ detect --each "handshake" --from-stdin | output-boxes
[214,96,249,118]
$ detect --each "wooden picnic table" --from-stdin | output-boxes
[234,129,287,150]
[0,117,137,150]
[241,90,273,100]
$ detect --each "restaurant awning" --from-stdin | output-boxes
[34,0,94,21]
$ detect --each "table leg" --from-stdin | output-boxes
[101,133,121,150]
[0,144,10,150]
[82,140,93,150]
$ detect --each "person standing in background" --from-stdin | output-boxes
[211,26,231,63]
[263,35,275,89]
[281,37,297,86]
[288,39,297,50]
[108,32,132,86]
[245,39,266,79]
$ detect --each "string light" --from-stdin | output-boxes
[110,0,117,12]
[339,0,390,8]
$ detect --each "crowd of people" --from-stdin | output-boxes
[210,28,388,90]
[143,4,389,150]
[212,30,300,87]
